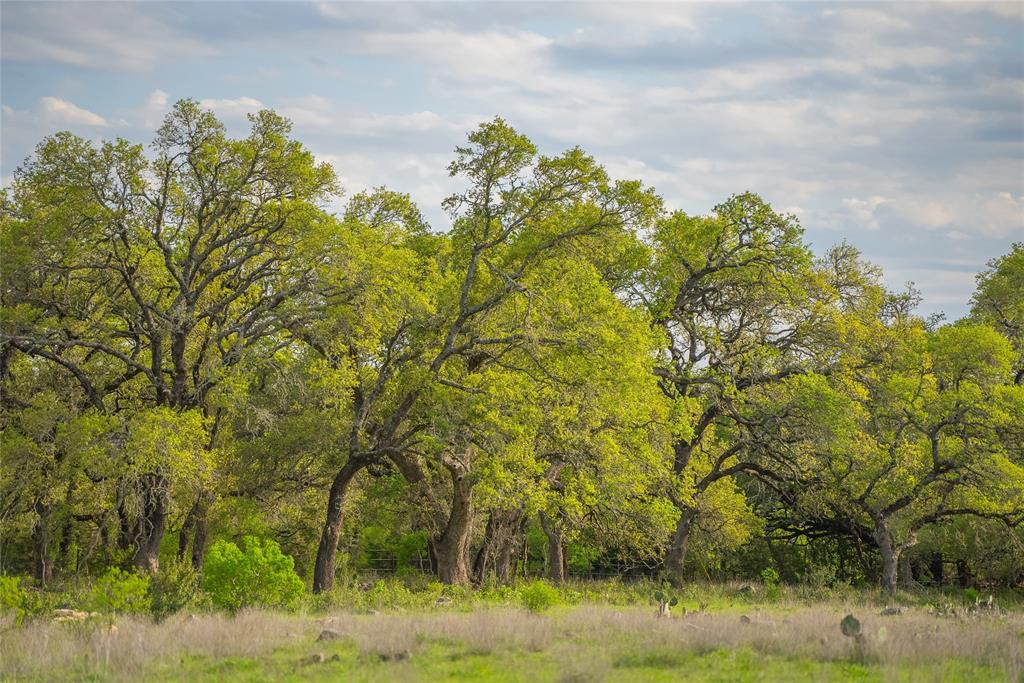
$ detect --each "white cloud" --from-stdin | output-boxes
[141,89,170,128]
[39,96,108,126]
[198,97,264,118]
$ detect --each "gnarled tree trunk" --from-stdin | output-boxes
[132,473,169,574]
[434,464,474,585]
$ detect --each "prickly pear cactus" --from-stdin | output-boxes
[840,614,861,638]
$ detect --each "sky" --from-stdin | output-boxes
[2,2,1022,319]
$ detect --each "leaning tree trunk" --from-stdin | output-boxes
[664,507,697,587]
[312,458,365,594]
[434,465,474,585]
[132,473,169,574]
[540,513,567,583]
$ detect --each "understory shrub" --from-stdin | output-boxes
[519,579,561,612]
[149,559,199,620]
[0,575,27,626]
[203,536,304,611]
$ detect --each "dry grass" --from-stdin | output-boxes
[1,603,1021,681]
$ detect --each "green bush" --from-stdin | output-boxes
[760,567,780,586]
[88,568,152,615]
[519,579,561,612]
[202,536,304,611]
[0,575,27,626]
[149,559,199,620]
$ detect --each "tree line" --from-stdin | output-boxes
[2,101,1022,595]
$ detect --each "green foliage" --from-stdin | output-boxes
[148,560,199,620]
[0,575,27,626]
[88,568,152,615]
[202,536,304,611]
[1,102,1021,603]
[519,579,561,612]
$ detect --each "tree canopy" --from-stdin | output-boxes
[2,101,1021,594]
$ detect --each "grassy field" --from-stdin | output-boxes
[1,582,1022,682]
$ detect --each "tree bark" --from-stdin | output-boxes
[312,458,365,594]
[473,508,524,584]
[929,553,944,585]
[873,523,900,594]
[540,513,567,583]
[665,507,697,587]
[957,559,976,589]
[132,473,169,574]
[434,465,474,585]
[473,514,498,583]
[32,500,53,586]
[898,553,916,589]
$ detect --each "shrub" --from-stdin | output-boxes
[0,575,27,626]
[88,568,152,616]
[519,579,561,613]
[149,559,199,620]
[202,536,304,611]
[760,567,780,586]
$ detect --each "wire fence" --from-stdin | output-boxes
[355,550,660,580]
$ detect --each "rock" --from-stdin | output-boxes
[53,609,97,622]
[435,596,453,606]
[740,615,751,624]
[317,629,343,642]
[880,606,905,616]
[300,653,325,666]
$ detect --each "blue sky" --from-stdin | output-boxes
[2,1,1022,318]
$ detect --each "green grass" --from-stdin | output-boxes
[2,581,1022,682]
[137,640,1008,683]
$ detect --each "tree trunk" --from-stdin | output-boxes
[312,458,365,594]
[929,553,944,585]
[498,512,528,583]
[957,559,976,589]
[474,509,524,584]
[873,524,900,594]
[473,514,498,583]
[434,465,474,585]
[540,513,566,583]
[190,504,209,571]
[32,500,53,586]
[132,473,169,574]
[177,502,197,562]
[664,507,696,587]
[898,553,916,589]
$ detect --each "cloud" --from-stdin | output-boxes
[2,1,1022,318]
[198,97,264,119]
[1,2,219,71]
[38,96,108,126]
